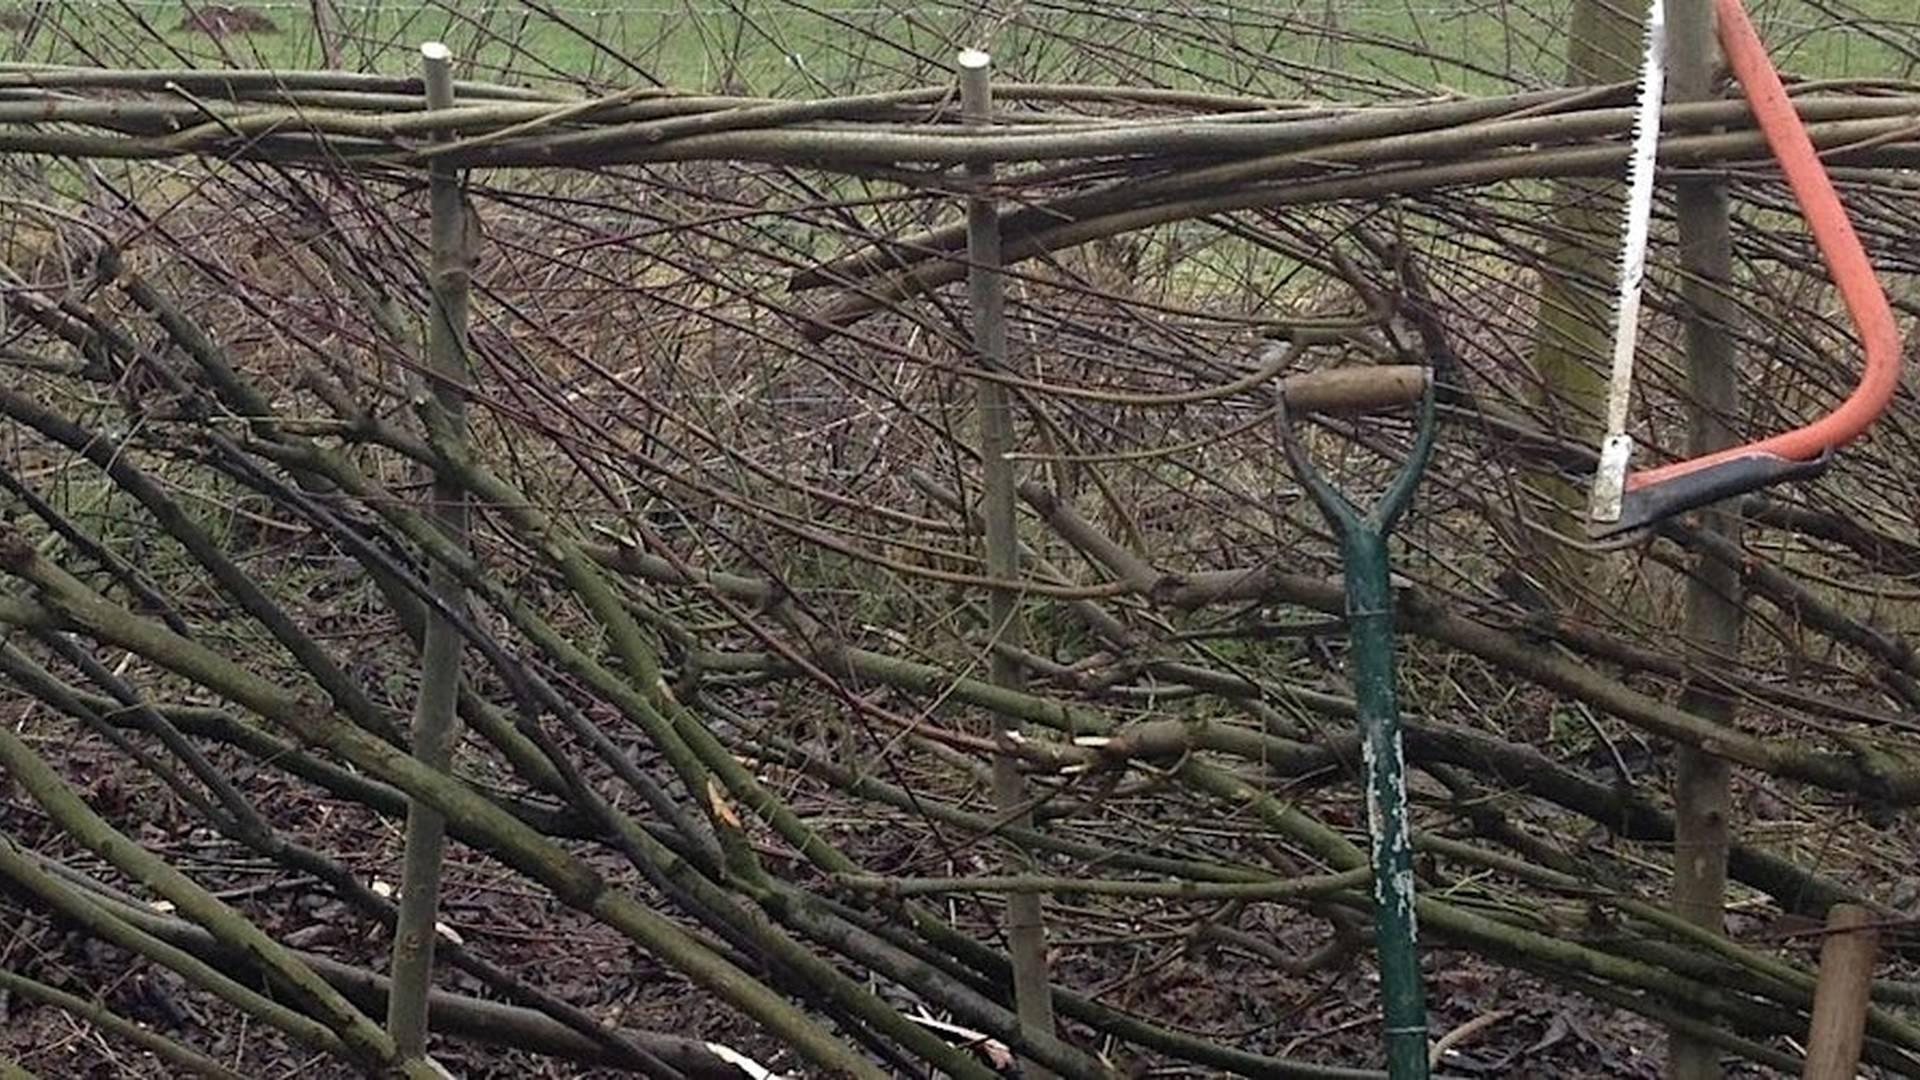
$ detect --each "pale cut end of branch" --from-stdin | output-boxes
[419,42,452,63]
[957,49,991,70]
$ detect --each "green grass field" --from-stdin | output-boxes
[2,1,1913,98]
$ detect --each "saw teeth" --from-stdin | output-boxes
[1597,0,1668,475]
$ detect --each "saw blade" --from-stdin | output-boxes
[1590,0,1668,525]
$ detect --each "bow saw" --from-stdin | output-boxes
[1585,0,1902,541]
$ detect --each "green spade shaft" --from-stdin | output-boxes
[1277,361,1436,1080]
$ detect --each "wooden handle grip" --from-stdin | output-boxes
[1280,365,1429,416]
